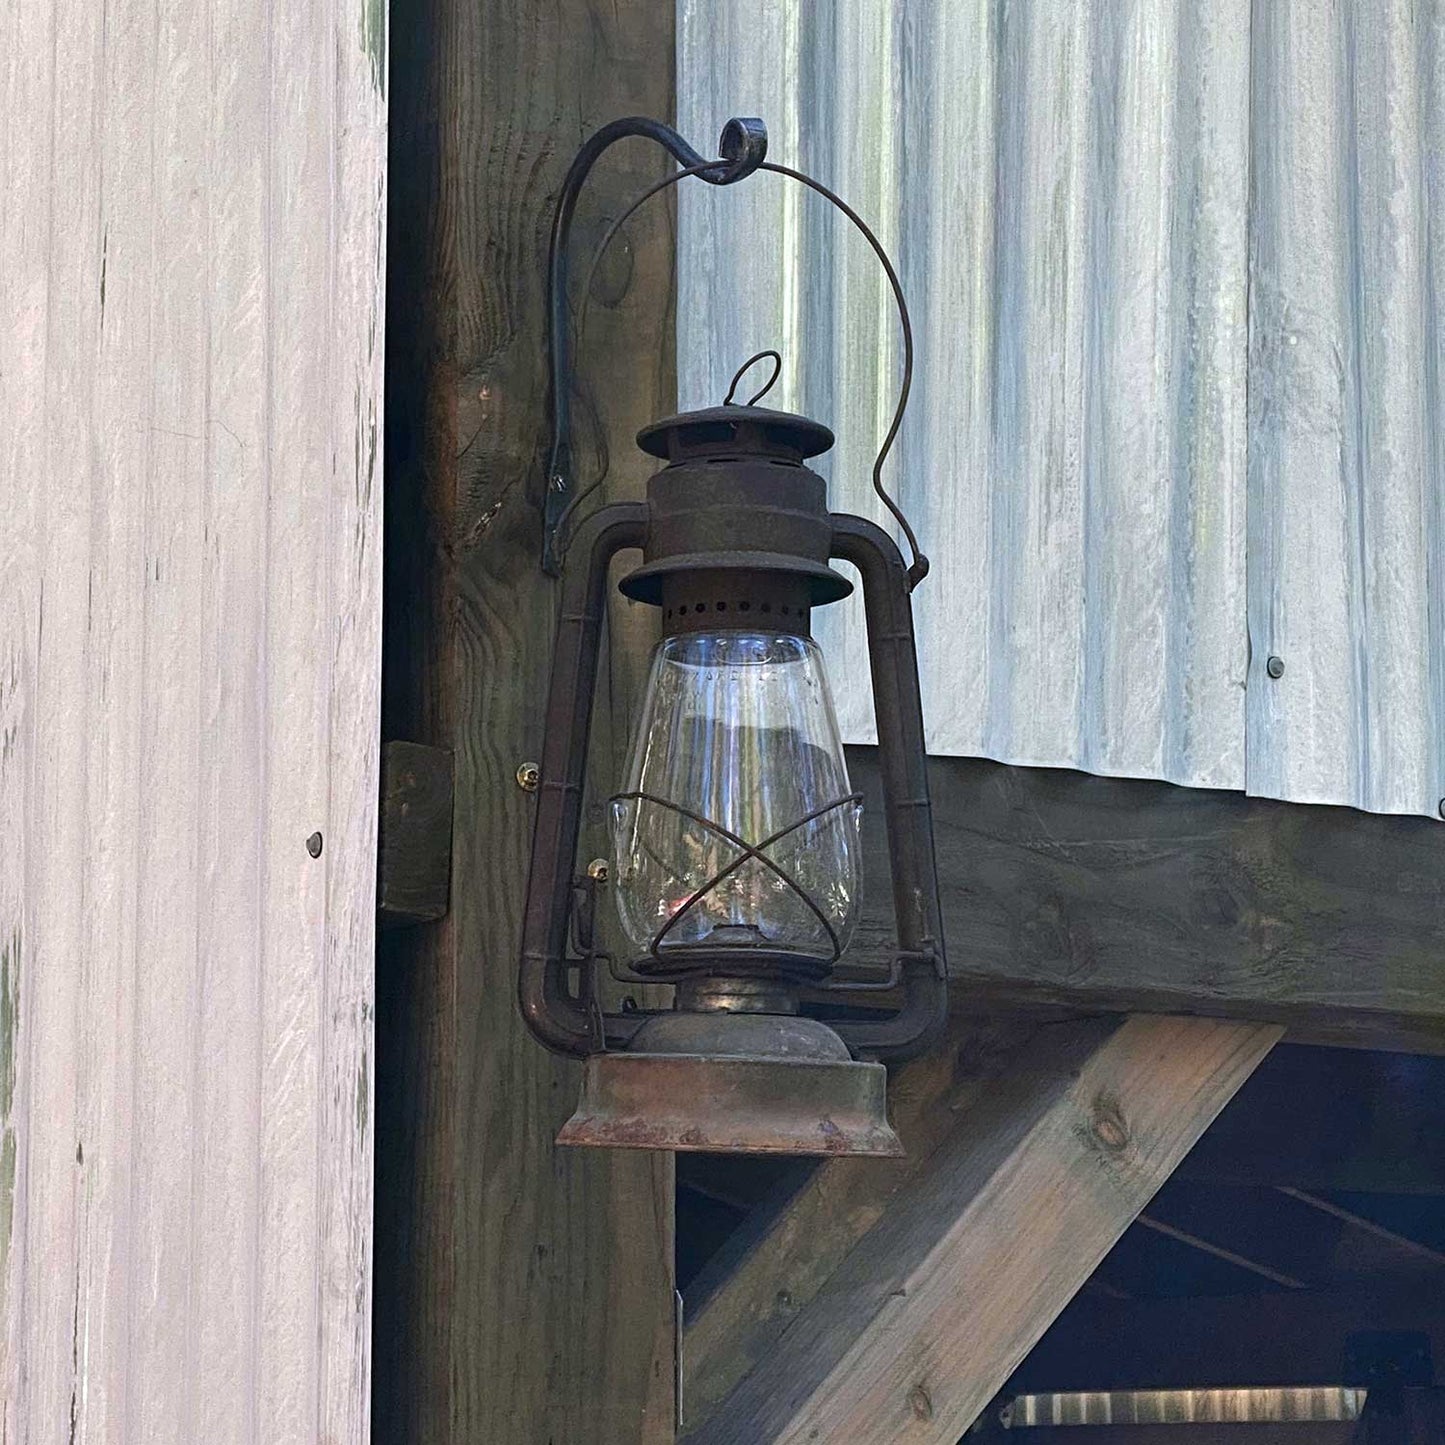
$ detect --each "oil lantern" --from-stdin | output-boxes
[518,116,947,1156]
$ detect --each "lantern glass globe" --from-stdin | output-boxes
[610,629,861,963]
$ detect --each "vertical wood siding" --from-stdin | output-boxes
[679,0,1443,819]
[0,0,386,1435]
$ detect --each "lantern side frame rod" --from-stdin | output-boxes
[827,512,948,1061]
[543,116,766,574]
[519,500,650,1056]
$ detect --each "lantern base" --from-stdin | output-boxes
[556,1013,902,1157]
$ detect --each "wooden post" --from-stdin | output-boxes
[683,1016,1279,1445]
[374,0,680,1439]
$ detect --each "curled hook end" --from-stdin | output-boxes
[716,117,768,181]
[906,554,930,591]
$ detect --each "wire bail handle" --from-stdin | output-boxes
[544,115,929,590]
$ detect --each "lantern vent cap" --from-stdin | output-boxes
[637,404,835,464]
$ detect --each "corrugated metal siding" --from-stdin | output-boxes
[1248,0,1445,816]
[1010,1388,1366,1426]
[678,0,1444,818]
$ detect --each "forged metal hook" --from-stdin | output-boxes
[542,116,766,575]
[545,115,929,592]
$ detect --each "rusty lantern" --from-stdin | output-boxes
[518,115,947,1156]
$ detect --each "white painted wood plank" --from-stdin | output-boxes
[257,0,332,1430]
[187,0,272,1432]
[0,0,386,1437]
[74,1,161,1431]
[13,0,108,1433]
[130,0,212,1430]
[319,6,386,1437]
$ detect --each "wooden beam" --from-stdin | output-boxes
[852,752,1445,1052]
[1132,1212,1307,1290]
[1012,1282,1445,1394]
[1278,1188,1445,1270]
[682,1015,1044,1415]
[682,1016,1279,1444]
[1128,1178,1444,1293]
[1,0,385,1431]
[372,0,679,1437]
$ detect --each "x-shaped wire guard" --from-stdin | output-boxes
[611,788,865,967]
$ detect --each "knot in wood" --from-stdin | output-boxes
[1090,1095,1130,1153]
[908,1383,934,1421]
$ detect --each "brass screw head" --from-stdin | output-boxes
[586,858,609,884]
[516,761,541,793]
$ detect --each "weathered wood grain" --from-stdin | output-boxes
[851,751,1445,1052]
[682,1015,1044,1427]
[0,0,385,1436]
[683,1016,1278,1445]
[377,741,454,926]
[372,0,678,1438]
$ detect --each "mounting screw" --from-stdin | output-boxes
[1437,798,1445,821]
[586,858,609,884]
[516,762,541,793]
[305,831,324,858]
[1266,655,1285,679]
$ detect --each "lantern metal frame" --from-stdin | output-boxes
[517,115,949,1152]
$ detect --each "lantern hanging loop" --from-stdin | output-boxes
[722,349,783,407]
[555,142,930,590]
